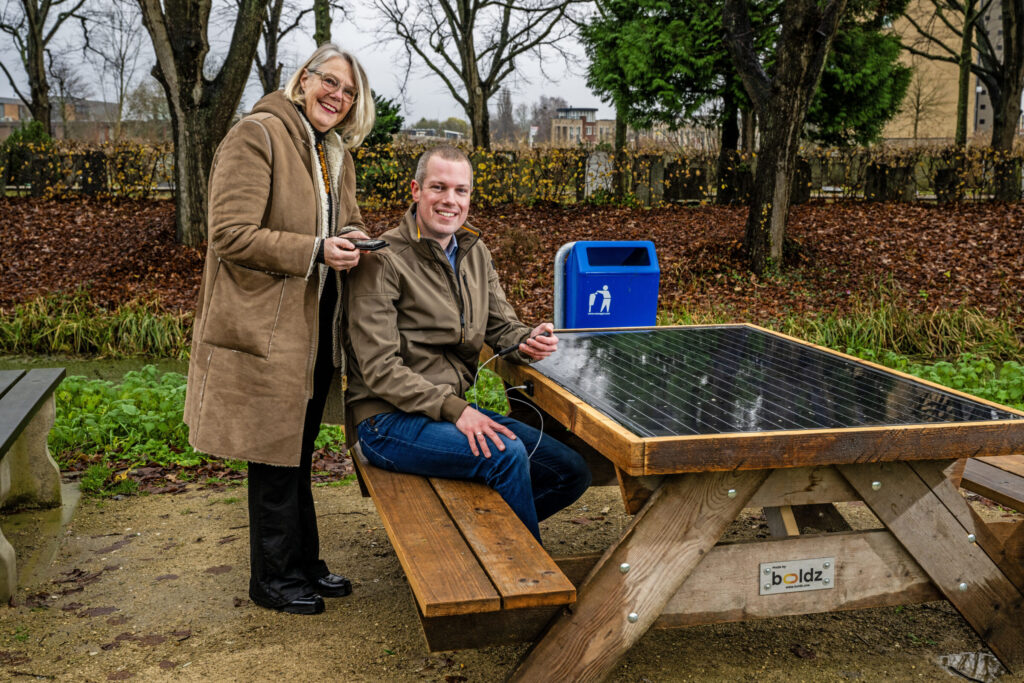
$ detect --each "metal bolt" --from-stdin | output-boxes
[763,568,770,575]
[764,584,771,591]
[823,561,831,569]
[627,612,639,623]
[823,578,830,585]
[871,481,882,491]
[727,488,737,498]
[959,582,968,592]
[619,563,631,574]
[967,534,977,544]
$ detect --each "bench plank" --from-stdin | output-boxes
[430,478,576,610]
[353,450,501,616]
[962,458,1024,513]
[0,371,25,401]
[0,368,65,456]
[976,455,1024,480]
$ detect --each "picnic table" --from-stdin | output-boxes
[489,324,1024,681]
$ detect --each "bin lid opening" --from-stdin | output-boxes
[585,245,651,267]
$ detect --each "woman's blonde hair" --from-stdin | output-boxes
[284,43,376,148]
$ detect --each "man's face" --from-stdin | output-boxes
[411,157,472,247]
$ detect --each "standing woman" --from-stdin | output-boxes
[184,44,375,615]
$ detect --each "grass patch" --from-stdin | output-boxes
[78,464,140,498]
[0,290,192,358]
[779,291,1022,362]
[315,474,358,488]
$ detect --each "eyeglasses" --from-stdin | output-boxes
[308,69,359,103]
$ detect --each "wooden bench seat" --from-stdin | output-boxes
[352,445,576,626]
[962,455,1024,513]
[0,367,66,601]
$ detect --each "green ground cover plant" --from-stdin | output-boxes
[853,350,1024,411]
[52,366,355,496]
[50,334,1023,498]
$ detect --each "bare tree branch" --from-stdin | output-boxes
[373,0,585,148]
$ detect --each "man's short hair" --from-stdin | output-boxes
[414,145,473,188]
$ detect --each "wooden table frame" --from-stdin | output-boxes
[492,324,1024,681]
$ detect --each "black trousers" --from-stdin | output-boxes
[247,276,337,606]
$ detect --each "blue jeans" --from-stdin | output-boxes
[357,408,591,540]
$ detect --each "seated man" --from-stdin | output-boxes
[344,145,590,541]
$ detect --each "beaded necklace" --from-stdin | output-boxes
[315,139,331,196]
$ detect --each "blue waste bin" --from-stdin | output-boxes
[562,241,659,329]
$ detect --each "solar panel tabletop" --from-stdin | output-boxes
[526,325,1024,473]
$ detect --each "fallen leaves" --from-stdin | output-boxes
[2,197,1022,333]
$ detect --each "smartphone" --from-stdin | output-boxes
[349,238,388,251]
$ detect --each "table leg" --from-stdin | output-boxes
[509,469,770,683]
[763,505,799,537]
[764,503,852,537]
[839,460,1024,673]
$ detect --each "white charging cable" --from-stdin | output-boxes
[469,353,545,460]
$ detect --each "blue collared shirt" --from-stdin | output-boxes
[444,234,458,271]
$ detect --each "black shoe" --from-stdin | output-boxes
[311,573,352,598]
[253,592,325,615]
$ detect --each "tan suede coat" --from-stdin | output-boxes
[184,91,362,465]
[345,206,532,427]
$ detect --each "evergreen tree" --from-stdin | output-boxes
[364,91,403,146]
[806,10,912,146]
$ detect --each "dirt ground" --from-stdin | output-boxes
[2,479,1023,682]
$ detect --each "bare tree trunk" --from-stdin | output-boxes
[724,0,845,275]
[613,107,626,199]
[991,76,1023,200]
[955,1,977,147]
[137,0,268,246]
[257,0,285,94]
[745,105,803,269]
[990,0,1024,200]
[0,0,88,136]
[715,92,740,206]
[314,0,331,44]
[465,55,491,150]
[26,36,52,134]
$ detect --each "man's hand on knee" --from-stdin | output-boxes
[455,406,517,458]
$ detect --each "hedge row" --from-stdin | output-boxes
[3,138,1022,205]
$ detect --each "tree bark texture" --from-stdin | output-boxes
[314,0,331,45]
[955,2,978,147]
[256,0,285,94]
[137,0,268,246]
[1,0,88,135]
[723,0,846,274]
[714,92,740,206]
[613,107,627,199]
[990,0,1024,200]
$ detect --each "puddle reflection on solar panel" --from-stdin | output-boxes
[534,327,1021,438]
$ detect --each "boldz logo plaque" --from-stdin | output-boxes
[759,557,835,595]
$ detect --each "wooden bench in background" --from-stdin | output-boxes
[352,444,578,651]
[961,455,1024,569]
[0,368,66,602]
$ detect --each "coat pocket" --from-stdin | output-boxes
[201,261,287,358]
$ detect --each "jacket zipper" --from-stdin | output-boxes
[440,245,466,345]
[462,272,473,324]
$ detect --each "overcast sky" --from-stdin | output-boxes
[0,2,613,124]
